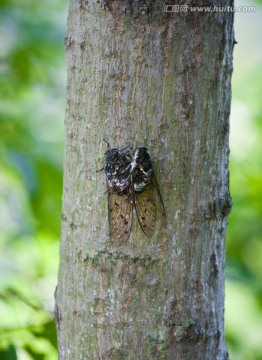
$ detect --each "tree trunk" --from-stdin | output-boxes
[55,1,234,359]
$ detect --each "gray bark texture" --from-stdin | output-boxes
[55,0,234,359]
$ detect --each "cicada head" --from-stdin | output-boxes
[104,148,122,177]
[134,147,153,174]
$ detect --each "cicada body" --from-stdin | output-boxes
[103,143,166,243]
[104,146,133,195]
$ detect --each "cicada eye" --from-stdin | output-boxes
[112,149,119,156]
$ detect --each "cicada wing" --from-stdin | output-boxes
[107,185,133,244]
[132,179,156,238]
[133,173,166,238]
[152,173,167,222]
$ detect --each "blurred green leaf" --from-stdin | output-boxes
[0,0,66,358]
[226,1,262,358]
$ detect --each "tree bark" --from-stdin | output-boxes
[55,1,234,359]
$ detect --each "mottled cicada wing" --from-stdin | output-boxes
[107,181,133,243]
[152,173,166,222]
[132,172,166,238]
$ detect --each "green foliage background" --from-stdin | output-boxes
[0,0,261,359]
[225,1,262,359]
[0,1,66,359]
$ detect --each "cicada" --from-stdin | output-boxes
[102,141,166,243]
